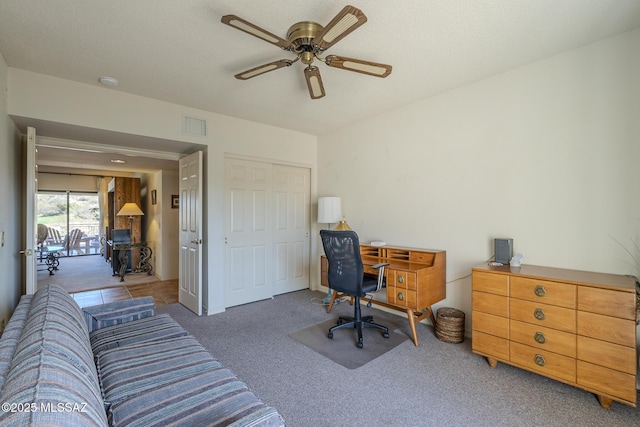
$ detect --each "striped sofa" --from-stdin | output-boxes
[0,284,285,426]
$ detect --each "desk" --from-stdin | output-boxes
[322,244,446,346]
[108,241,153,282]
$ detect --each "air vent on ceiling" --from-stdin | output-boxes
[182,115,207,137]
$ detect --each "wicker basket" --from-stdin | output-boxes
[435,307,465,343]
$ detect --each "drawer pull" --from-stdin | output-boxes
[534,308,545,320]
[534,332,546,344]
[534,285,546,297]
[534,354,546,367]
[398,275,404,284]
[397,292,404,301]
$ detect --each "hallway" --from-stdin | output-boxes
[37,254,178,308]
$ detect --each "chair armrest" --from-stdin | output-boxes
[82,297,155,333]
[371,262,389,269]
[371,263,389,292]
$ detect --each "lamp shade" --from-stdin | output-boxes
[318,197,341,224]
[116,202,144,217]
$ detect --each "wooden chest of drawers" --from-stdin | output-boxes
[472,263,637,409]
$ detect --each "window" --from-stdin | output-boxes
[37,191,100,256]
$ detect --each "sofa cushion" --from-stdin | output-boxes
[95,334,284,426]
[0,284,108,426]
[95,336,223,405]
[0,349,108,426]
[0,294,32,391]
[83,297,155,333]
[89,313,188,354]
[11,284,98,380]
[107,365,285,427]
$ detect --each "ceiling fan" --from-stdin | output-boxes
[221,5,392,99]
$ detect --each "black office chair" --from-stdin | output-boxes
[320,229,389,348]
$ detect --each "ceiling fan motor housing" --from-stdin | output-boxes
[287,21,323,55]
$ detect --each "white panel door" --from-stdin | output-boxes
[273,165,310,295]
[179,151,203,315]
[225,159,273,307]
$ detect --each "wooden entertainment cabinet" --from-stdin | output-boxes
[472,263,638,409]
[321,243,446,346]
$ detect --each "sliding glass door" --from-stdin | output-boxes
[37,191,101,257]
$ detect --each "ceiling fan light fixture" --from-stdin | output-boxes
[304,66,325,99]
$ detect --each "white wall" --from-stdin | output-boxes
[318,30,640,332]
[141,169,179,280]
[0,51,23,328]
[7,70,318,314]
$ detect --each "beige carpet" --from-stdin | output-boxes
[37,254,160,293]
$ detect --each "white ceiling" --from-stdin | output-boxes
[2,1,640,173]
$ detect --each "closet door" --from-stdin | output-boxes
[224,159,311,307]
[225,159,273,307]
[273,165,310,295]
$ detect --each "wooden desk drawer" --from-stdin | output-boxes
[386,286,416,309]
[472,330,509,361]
[510,342,576,383]
[472,311,509,339]
[577,335,636,375]
[510,319,576,358]
[577,360,637,404]
[472,271,508,296]
[510,277,576,309]
[472,291,508,318]
[510,299,576,333]
[387,269,417,290]
[577,311,636,347]
[578,287,636,320]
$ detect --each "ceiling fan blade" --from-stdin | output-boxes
[325,55,392,78]
[304,66,325,99]
[221,15,293,50]
[234,60,293,80]
[313,5,367,50]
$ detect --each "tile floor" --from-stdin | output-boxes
[69,280,178,309]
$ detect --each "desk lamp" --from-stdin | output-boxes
[116,202,144,243]
[318,197,343,304]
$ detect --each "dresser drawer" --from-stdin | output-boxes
[510,299,576,333]
[510,277,576,309]
[510,320,576,358]
[578,287,636,320]
[472,291,508,318]
[577,311,636,347]
[387,269,417,291]
[472,271,508,296]
[473,311,509,339]
[386,286,416,309]
[577,360,637,404]
[577,335,636,375]
[510,342,576,383]
[472,330,509,361]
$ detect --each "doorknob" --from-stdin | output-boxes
[19,249,33,256]
[190,239,203,244]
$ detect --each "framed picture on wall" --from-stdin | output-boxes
[151,190,157,205]
[171,194,179,209]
